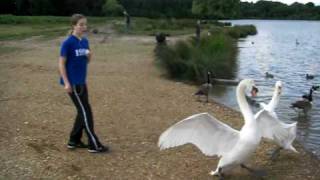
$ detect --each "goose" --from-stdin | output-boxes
[311,85,320,91]
[291,99,312,113]
[159,79,273,178]
[265,72,274,78]
[302,85,319,101]
[291,85,319,112]
[258,81,297,160]
[194,71,213,103]
[306,74,314,80]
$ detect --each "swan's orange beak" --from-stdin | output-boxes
[251,86,258,97]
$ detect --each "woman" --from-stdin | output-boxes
[59,14,108,153]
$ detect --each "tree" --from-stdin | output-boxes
[0,0,15,14]
[192,0,240,19]
[306,2,315,8]
[102,0,124,16]
[30,0,55,15]
[192,0,207,17]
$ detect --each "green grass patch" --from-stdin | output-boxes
[112,17,222,36]
[0,15,108,41]
[0,24,69,41]
[0,45,22,56]
[155,32,237,83]
[154,25,257,84]
[0,15,107,25]
[224,25,257,38]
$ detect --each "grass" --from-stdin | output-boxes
[112,17,226,36]
[0,15,107,25]
[154,25,257,84]
[155,33,237,84]
[0,15,107,41]
[0,24,69,41]
[0,15,236,41]
[0,45,21,55]
[224,25,257,38]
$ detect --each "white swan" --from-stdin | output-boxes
[259,81,282,112]
[256,81,297,160]
[158,79,265,178]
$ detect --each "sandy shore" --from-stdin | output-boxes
[1,33,320,179]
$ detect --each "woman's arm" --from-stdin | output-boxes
[59,56,72,93]
[86,49,92,63]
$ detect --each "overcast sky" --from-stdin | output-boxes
[241,0,320,5]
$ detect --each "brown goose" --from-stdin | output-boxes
[302,85,319,101]
[291,85,319,112]
[194,72,213,103]
[290,100,312,112]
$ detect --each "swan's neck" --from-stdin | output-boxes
[237,84,254,124]
[268,90,280,110]
[309,89,313,97]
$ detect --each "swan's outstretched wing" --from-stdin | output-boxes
[158,113,240,156]
[255,110,297,152]
[260,101,277,112]
[259,102,267,109]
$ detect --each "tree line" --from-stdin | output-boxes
[1,0,320,20]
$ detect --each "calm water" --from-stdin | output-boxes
[211,20,320,158]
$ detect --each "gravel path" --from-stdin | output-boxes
[1,33,320,180]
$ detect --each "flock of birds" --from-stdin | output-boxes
[157,72,319,179]
[195,71,319,113]
[264,72,319,113]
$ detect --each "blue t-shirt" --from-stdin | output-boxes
[60,35,89,85]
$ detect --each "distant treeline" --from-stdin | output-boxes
[240,1,320,20]
[1,0,320,20]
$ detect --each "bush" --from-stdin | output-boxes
[154,24,257,83]
[102,0,124,16]
[155,32,237,83]
[225,25,257,38]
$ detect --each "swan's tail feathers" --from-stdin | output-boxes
[289,145,298,153]
[286,122,298,152]
[289,122,297,136]
[209,169,219,176]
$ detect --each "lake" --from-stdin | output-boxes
[211,20,320,158]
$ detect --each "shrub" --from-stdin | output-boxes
[225,25,257,38]
[155,32,237,83]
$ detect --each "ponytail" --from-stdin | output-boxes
[67,14,86,36]
[68,30,73,35]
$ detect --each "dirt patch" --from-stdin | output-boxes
[1,33,320,179]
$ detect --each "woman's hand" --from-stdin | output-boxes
[86,49,91,63]
[64,83,72,93]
